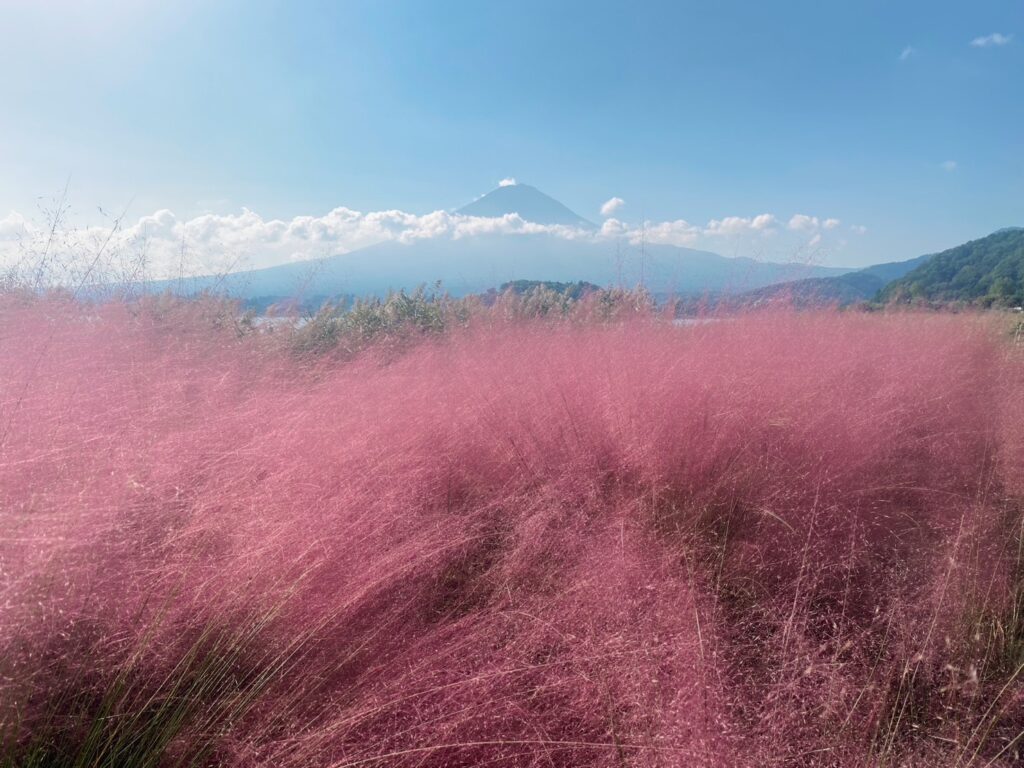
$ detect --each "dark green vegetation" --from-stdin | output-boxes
[882,227,1024,307]
[497,279,602,299]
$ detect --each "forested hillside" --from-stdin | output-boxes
[881,228,1024,307]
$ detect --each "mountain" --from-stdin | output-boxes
[732,252,933,306]
[879,228,1024,307]
[456,183,596,228]
[149,234,849,303]
[142,184,853,305]
[731,228,1024,309]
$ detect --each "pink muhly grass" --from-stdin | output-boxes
[1,297,1022,766]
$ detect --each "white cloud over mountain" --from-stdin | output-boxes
[641,219,702,247]
[705,214,778,236]
[0,204,847,283]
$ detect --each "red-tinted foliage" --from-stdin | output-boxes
[1,298,1021,766]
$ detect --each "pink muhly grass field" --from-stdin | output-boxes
[1,297,1022,766]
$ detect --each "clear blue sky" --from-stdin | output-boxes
[1,0,1021,267]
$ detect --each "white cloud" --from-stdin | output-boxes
[704,213,778,236]
[787,214,819,231]
[970,32,1012,47]
[899,46,916,61]
[850,224,868,235]
[635,212,785,246]
[941,160,957,172]
[785,214,844,239]
[1,206,598,281]
[634,219,701,247]
[498,177,518,187]
[600,197,625,217]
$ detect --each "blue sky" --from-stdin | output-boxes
[1,0,1021,269]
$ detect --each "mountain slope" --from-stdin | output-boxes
[147,234,849,302]
[734,271,886,307]
[457,184,596,228]
[732,253,932,306]
[859,253,932,284]
[880,228,1024,306]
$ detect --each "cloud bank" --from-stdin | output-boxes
[0,203,848,284]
